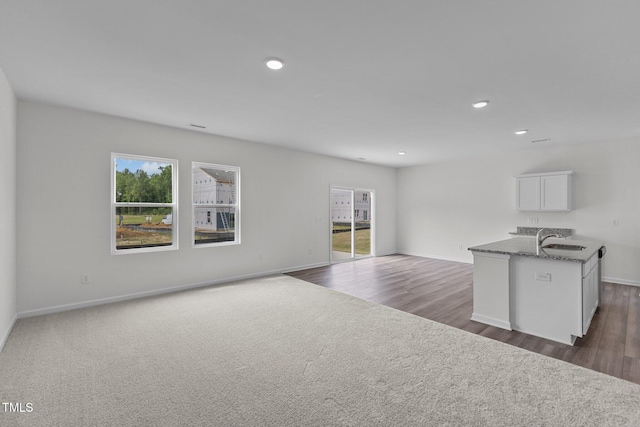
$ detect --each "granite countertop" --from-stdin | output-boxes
[468,237,604,263]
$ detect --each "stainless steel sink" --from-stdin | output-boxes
[543,243,586,251]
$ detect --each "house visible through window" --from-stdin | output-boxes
[192,162,240,247]
[111,153,178,254]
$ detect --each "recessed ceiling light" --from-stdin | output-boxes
[515,129,528,135]
[472,100,489,108]
[398,151,407,155]
[265,57,285,70]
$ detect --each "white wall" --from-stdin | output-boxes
[0,67,17,349]
[16,101,397,315]
[397,140,640,286]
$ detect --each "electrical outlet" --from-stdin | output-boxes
[535,272,551,282]
[459,243,463,250]
[308,247,313,254]
[81,274,91,284]
[612,219,620,227]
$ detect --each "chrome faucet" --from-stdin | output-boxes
[536,228,562,250]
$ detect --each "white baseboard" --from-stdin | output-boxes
[374,249,399,257]
[471,313,512,330]
[0,315,17,352]
[603,276,640,287]
[18,259,637,320]
[397,250,472,264]
[18,261,331,319]
[281,261,330,274]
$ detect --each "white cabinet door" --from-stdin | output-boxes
[582,272,592,334]
[589,260,600,317]
[592,260,599,309]
[582,255,599,335]
[541,174,571,211]
[516,176,541,211]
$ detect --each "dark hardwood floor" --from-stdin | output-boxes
[286,254,640,385]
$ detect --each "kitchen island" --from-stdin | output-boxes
[468,236,604,345]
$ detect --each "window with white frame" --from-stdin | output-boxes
[192,162,240,247]
[111,153,178,254]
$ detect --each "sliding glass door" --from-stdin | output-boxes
[331,187,373,262]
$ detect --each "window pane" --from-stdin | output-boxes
[354,191,371,256]
[331,189,353,258]
[115,157,173,203]
[194,207,236,245]
[193,166,237,205]
[115,207,173,250]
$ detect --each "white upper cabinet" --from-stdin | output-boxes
[541,174,571,211]
[516,171,573,211]
[516,176,541,211]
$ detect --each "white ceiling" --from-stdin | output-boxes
[1,1,639,167]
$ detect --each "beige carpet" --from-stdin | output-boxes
[1,275,640,426]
